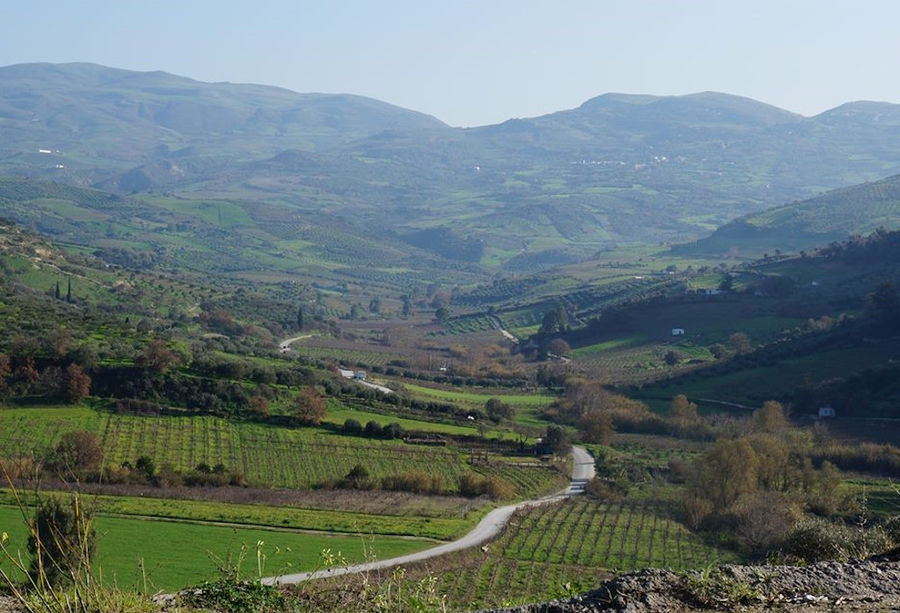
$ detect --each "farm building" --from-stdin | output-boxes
[818,406,836,418]
[671,328,685,336]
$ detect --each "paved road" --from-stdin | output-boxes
[262,445,594,585]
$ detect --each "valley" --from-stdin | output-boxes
[0,62,899,613]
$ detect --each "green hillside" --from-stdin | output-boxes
[6,64,900,271]
[676,174,900,257]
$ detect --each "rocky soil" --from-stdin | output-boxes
[488,556,900,612]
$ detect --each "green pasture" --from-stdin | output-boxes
[0,489,469,541]
[324,404,477,437]
[0,506,429,591]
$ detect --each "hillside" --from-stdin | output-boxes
[5,63,900,270]
[678,174,900,257]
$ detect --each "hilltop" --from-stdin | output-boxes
[5,63,900,270]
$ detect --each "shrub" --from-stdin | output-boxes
[457,473,513,500]
[782,518,893,563]
[342,418,363,435]
[28,495,96,586]
[381,471,444,495]
[51,431,104,475]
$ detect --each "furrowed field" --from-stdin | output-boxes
[0,406,566,497]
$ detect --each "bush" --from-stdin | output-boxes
[381,471,444,495]
[51,431,103,475]
[457,473,513,500]
[342,418,363,435]
[28,495,96,586]
[782,518,893,563]
[585,477,626,500]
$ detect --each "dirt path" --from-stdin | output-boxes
[279,334,313,353]
[488,315,519,343]
[263,446,595,585]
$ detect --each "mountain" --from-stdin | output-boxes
[677,174,900,256]
[4,62,900,271]
[0,62,448,175]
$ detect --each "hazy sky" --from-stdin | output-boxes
[3,1,899,127]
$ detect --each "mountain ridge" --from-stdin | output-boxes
[5,62,900,270]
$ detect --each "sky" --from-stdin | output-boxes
[2,1,899,127]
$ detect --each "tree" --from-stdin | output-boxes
[540,306,569,334]
[692,438,760,510]
[663,350,682,366]
[248,394,269,415]
[55,280,61,300]
[485,398,514,422]
[368,297,381,314]
[0,353,10,396]
[52,431,104,473]
[718,275,734,292]
[136,339,179,375]
[28,495,96,586]
[63,364,91,403]
[401,296,413,319]
[544,425,572,456]
[434,306,450,323]
[66,277,72,303]
[867,281,900,329]
[293,387,327,426]
[753,400,788,433]
[14,356,39,393]
[547,338,571,356]
[296,306,304,331]
[135,456,156,482]
[728,332,751,355]
[670,394,698,423]
[579,411,614,444]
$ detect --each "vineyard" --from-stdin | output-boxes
[0,407,565,497]
[374,497,739,609]
[494,498,737,570]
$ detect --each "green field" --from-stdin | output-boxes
[323,404,478,437]
[0,490,473,541]
[0,507,429,591]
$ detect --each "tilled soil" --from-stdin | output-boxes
[486,558,900,612]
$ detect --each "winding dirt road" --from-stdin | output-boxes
[262,446,595,585]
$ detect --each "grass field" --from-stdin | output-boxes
[0,506,429,591]
[0,490,473,540]
[399,382,557,427]
[0,406,564,498]
[323,404,478,437]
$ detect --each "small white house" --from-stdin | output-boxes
[671,328,685,336]
[354,371,367,381]
[818,406,836,418]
